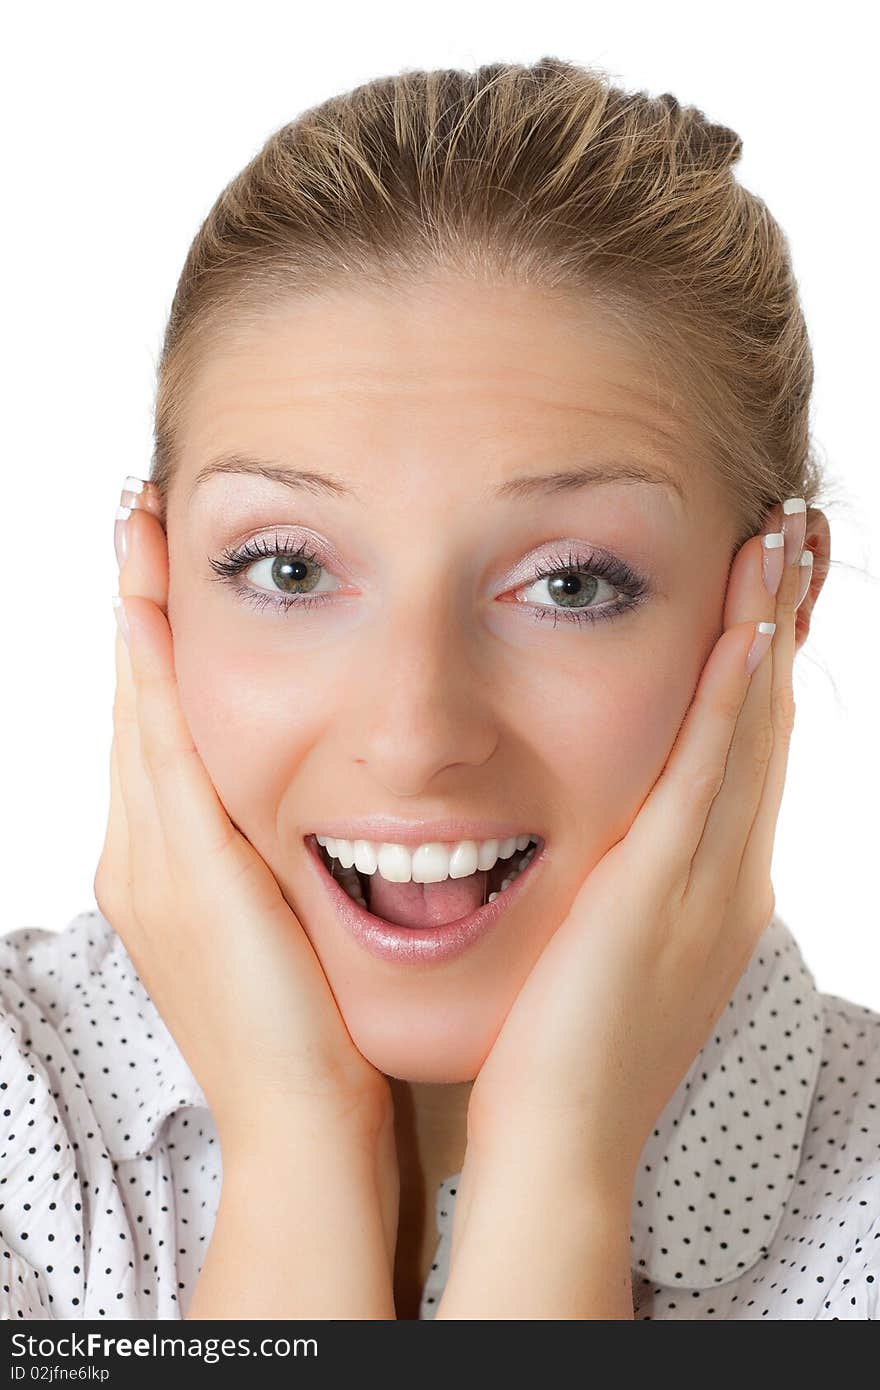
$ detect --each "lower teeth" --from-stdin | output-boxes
[326,843,537,913]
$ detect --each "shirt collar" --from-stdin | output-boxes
[71,909,822,1291]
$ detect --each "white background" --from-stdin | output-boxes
[3,1,878,1007]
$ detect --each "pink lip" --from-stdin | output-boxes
[303,833,547,965]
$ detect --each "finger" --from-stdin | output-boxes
[94,596,161,944]
[684,525,779,904]
[112,593,163,879]
[100,731,132,895]
[120,593,239,863]
[98,597,135,883]
[113,484,243,872]
[738,501,803,891]
[113,484,170,876]
[107,731,130,869]
[623,614,766,893]
[106,634,167,990]
[95,714,132,906]
[117,492,168,609]
[120,476,165,523]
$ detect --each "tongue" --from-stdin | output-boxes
[368,869,489,929]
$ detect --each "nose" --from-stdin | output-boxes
[343,600,500,795]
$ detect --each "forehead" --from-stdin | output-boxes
[175,277,711,521]
[184,278,682,435]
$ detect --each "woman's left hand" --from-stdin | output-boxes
[438,502,808,1317]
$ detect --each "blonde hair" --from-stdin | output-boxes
[151,56,843,555]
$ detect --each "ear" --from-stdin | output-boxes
[794,506,831,653]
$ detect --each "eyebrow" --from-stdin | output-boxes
[188,453,686,505]
[188,455,356,501]
[491,461,685,504]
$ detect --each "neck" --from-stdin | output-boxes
[388,1076,472,1192]
[387,1075,473,1316]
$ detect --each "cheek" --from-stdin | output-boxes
[544,634,710,849]
[172,631,318,835]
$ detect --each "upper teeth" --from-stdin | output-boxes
[315,834,536,884]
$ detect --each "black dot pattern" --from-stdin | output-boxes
[0,910,217,1318]
[0,909,876,1321]
[421,917,879,1319]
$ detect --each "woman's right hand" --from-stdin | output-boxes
[93,481,394,1162]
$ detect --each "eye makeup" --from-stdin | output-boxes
[206,529,651,629]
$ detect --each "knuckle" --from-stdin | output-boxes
[143,747,172,780]
[690,761,725,807]
[749,720,775,774]
[773,586,797,618]
[771,685,797,737]
[717,687,747,725]
[141,735,179,781]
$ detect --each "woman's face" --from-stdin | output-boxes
[165,276,740,1083]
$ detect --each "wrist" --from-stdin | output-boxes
[457,1135,634,1241]
[219,1090,400,1271]
[438,1155,633,1319]
[438,1181,633,1319]
[192,1149,396,1321]
[217,1081,394,1162]
[463,1109,637,1211]
[436,1117,635,1318]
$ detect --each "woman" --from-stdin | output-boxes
[1,57,876,1321]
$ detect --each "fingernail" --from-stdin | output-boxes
[781,497,807,566]
[745,621,776,677]
[761,531,784,597]
[120,475,148,510]
[795,548,813,609]
[112,594,130,646]
[114,505,131,570]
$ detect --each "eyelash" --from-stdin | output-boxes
[206,532,649,629]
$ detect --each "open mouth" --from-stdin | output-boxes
[303,834,550,967]
[310,835,543,931]
[315,828,536,917]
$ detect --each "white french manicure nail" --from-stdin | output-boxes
[795,549,813,609]
[745,621,776,677]
[114,506,131,570]
[112,594,130,646]
[781,497,807,566]
[762,531,784,597]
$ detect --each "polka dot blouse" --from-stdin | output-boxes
[1,907,877,1320]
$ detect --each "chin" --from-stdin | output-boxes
[339,995,497,1084]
